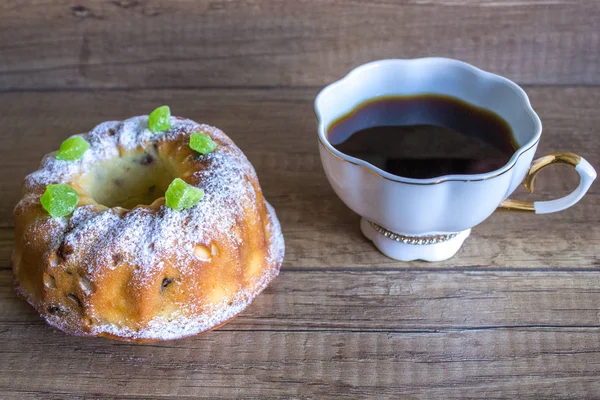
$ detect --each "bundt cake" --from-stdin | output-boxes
[13,107,284,341]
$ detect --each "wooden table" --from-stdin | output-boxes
[1,1,599,398]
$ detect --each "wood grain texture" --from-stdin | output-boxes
[2,326,600,399]
[3,265,600,397]
[1,0,599,90]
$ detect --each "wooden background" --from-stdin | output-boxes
[1,1,600,398]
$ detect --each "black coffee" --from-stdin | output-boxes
[327,94,518,179]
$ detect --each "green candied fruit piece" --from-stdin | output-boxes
[165,178,204,211]
[55,136,89,161]
[148,105,172,132]
[189,132,217,155]
[40,184,79,218]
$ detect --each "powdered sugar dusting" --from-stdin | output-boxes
[16,115,285,341]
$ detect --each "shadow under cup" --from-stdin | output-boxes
[315,58,596,262]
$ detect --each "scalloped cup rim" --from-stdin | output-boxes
[315,57,543,185]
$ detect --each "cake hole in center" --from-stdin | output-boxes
[86,149,177,209]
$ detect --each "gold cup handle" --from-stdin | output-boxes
[498,152,597,213]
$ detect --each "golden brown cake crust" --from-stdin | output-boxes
[13,116,284,341]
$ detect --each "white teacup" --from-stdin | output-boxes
[315,58,596,261]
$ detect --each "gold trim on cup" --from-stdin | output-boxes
[498,152,582,213]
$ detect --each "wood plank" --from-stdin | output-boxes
[0,87,598,269]
[1,0,599,90]
[0,327,599,398]
[3,268,600,330]
[0,229,12,268]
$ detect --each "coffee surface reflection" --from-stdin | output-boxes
[327,94,518,179]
